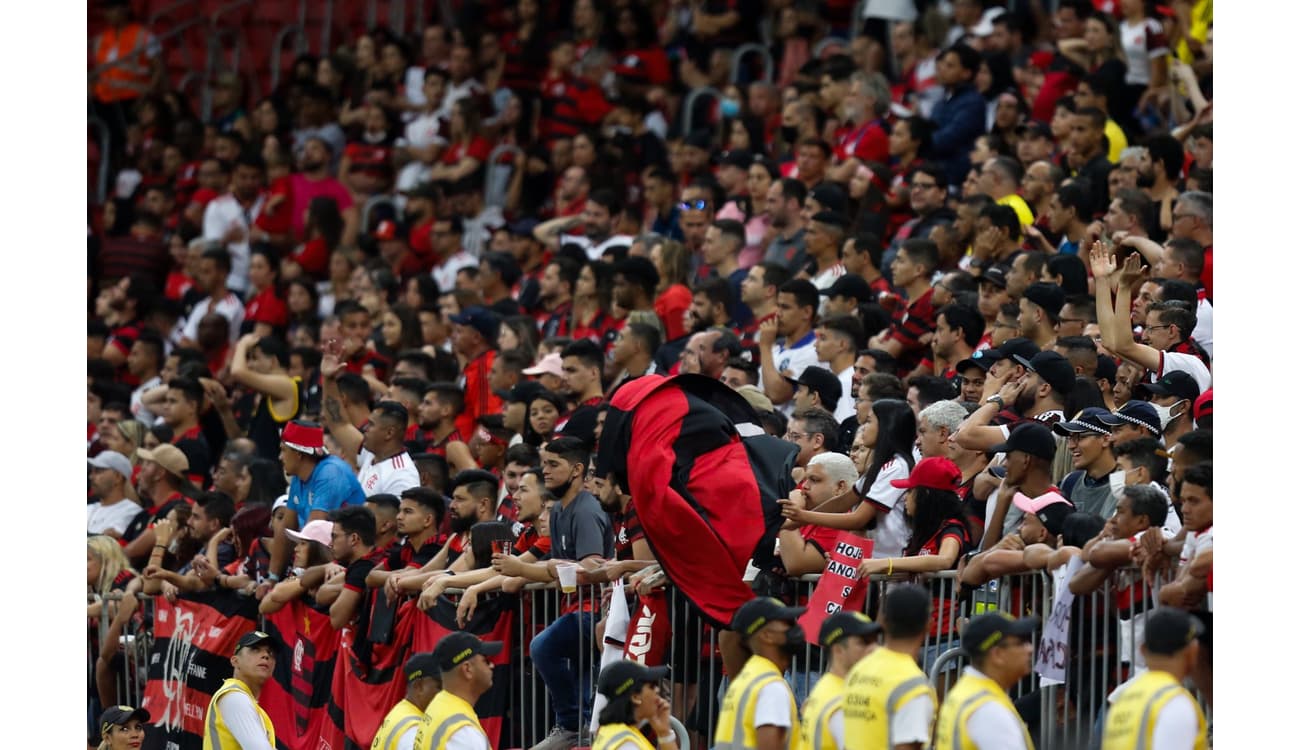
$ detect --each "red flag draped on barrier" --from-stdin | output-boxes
[140,590,259,750]
[260,600,345,750]
[328,596,419,750]
[598,375,798,627]
[410,594,517,748]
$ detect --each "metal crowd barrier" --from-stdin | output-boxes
[90,568,1209,749]
[90,592,152,712]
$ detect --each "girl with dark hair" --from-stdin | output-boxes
[523,390,568,446]
[464,521,517,570]
[498,315,541,363]
[239,457,288,506]
[378,303,424,355]
[779,399,917,559]
[593,660,676,750]
[243,246,289,337]
[402,274,441,311]
[286,277,322,330]
[286,196,343,280]
[204,503,273,595]
[569,261,616,344]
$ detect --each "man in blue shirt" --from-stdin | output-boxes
[270,420,366,582]
[929,43,987,186]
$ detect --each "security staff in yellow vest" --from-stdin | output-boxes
[203,631,277,750]
[843,583,937,750]
[713,597,806,750]
[373,652,443,750]
[414,632,501,750]
[1102,608,1208,750]
[797,611,881,750]
[934,612,1038,750]
[592,660,678,750]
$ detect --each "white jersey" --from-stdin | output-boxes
[854,454,911,559]
[356,449,420,497]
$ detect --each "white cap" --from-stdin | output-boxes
[272,493,288,511]
[88,451,133,481]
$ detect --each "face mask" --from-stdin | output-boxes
[1151,400,1187,430]
[782,624,807,655]
[551,471,578,499]
[780,125,799,143]
[720,98,741,118]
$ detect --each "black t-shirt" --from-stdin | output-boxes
[344,548,386,593]
[385,536,441,572]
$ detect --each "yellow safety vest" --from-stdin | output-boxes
[202,678,276,750]
[593,722,656,750]
[796,672,843,750]
[415,690,487,750]
[373,698,432,750]
[842,647,935,749]
[934,669,1034,750]
[713,654,799,750]
[1101,670,1207,750]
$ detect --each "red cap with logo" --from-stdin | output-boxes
[890,457,963,491]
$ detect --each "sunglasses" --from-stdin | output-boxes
[678,199,709,211]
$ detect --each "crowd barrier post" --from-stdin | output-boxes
[729,44,775,85]
[270,24,307,92]
[682,87,722,136]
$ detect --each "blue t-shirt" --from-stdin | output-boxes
[286,455,367,527]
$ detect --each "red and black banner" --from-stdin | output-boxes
[410,594,517,749]
[260,599,345,750]
[140,590,259,750]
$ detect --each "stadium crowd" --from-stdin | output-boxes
[88,0,1213,748]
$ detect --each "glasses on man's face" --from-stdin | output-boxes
[679,199,708,211]
[784,431,807,441]
[1145,324,1174,334]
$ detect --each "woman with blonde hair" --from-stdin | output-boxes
[96,705,149,750]
[88,535,140,709]
[100,419,148,488]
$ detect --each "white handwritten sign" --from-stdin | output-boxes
[1034,556,1082,686]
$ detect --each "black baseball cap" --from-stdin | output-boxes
[1052,406,1123,437]
[990,337,1039,365]
[785,366,843,409]
[961,612,1040,658]
[449,306,501,342]
[809,183,847,214]
[597,660,670,699]
[1016,121,1053,140]
[819,611,881,648]
[235,630,274,653]
[955,348,1001,373]
[431,631,503,671]
[100,706,150,735]
[1136,371,1201,402]
[823,274,874,302]
[1014,350,1076,394]
[508,216,541,237]
[404,652,442,682]
[1023,282,1066,317]
[731,597,806,637]
[979,264,1009,289]
[499,380,546,404]
[989,421,1057,461]
[720,149,754,170]
[1143,608,1205,656]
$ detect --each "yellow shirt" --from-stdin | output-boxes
[934,668,1033,750]
[372,698,431,750]
[416,690,486,750]
[202,678,276,750]
[1105,119,1129,164]
[1102,670,1207,750]
[713,654,799,750]
[843,647,935,749]
[996,193,1035,228]
[797,672,843,750]
[594,722,656,750]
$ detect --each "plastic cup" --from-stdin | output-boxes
[492,540,507,556]
[557,562,579,593]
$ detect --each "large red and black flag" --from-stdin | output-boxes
[140,590,259,750]
[328,594,419,750]
[597,374,798,627]
[260,599,345,750]
[411,593,518,748]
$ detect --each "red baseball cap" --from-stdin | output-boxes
[281,420,325,456]
[1193,388,1212,424]
[890,457,962,491]
[375,219,398,241]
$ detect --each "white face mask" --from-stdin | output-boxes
[1151,400,1188,430]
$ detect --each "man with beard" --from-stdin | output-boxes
[558,339,605,444]
[954,349,1072,453]
[538,256,580,338]
[418,465,555,612]
[1046,181,1092,257]
[491,437,613,750]
[201,152,265,295]
[403,469,503,588]
[534,188,633,261]
[288,136,357,244]
[763,178,809,269]
[683,328,741,380]
[584,471,655,580]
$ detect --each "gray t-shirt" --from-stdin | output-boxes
[549,491,614,562]
[764,227,807,271]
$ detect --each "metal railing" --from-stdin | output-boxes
[729,44,774,85]
[270,23,307,91]
[92,567,1208,749]
[682,87,722,136]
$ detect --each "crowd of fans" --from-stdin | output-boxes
[88,0,1213,747]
